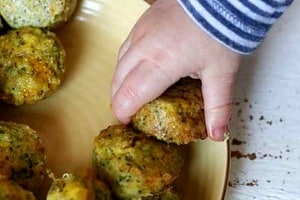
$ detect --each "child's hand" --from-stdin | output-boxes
[111,0,241,141]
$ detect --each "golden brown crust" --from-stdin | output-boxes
[0,121,47,192]
[132,78,207,144]
[0,0,78,28]
[92,125,184,199]
[0,27,65,105]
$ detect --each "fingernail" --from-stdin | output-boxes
[210,126,228,141]
[112,99,132,124]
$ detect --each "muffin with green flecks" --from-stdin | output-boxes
[92,125,184,200]
[0,121,47,192]
[132,77,207,144]
[0,0,77,28]
[0,27,65,105]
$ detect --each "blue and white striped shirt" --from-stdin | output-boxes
[177,0,294,54]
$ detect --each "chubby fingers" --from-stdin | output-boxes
[200,66,238,141]
[111,57,180,124]
[111,36,135,98]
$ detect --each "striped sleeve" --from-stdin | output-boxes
[177,0,294,54]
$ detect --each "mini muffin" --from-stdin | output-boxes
[0,0,77,28]
[0,121,47,192]
[0,180,36,200]
[92,125,184,200]
[47,173,111,200]
[132,77,207,144]
[0,27,65,105]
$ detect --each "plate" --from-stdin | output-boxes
[0,0,229,199]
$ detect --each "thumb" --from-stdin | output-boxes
[111,60,180,124]
[201,71,237,141]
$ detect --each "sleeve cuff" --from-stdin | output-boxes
[177,0,293,54]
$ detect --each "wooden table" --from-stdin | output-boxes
[145,1,300,199]
[227,1,300,199]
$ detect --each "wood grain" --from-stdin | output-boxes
[227,2,300,199]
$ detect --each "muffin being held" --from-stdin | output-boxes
[132,77,207,144]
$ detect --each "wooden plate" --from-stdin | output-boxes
[0,0,230,199]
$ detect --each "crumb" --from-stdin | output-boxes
[248,153,257,160]
[234,102,240,106]
[237,109,242,117]
[246,180,258,187]
[231,151,257,160]
[259,115,265,121]
[228,179,241,188]
[262,154,267,158]
[231,138,246,145]
[249,115,253,121]
[266,121,272,125]
[229,179,259,188]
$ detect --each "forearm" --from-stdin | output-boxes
[177,0,294,54]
